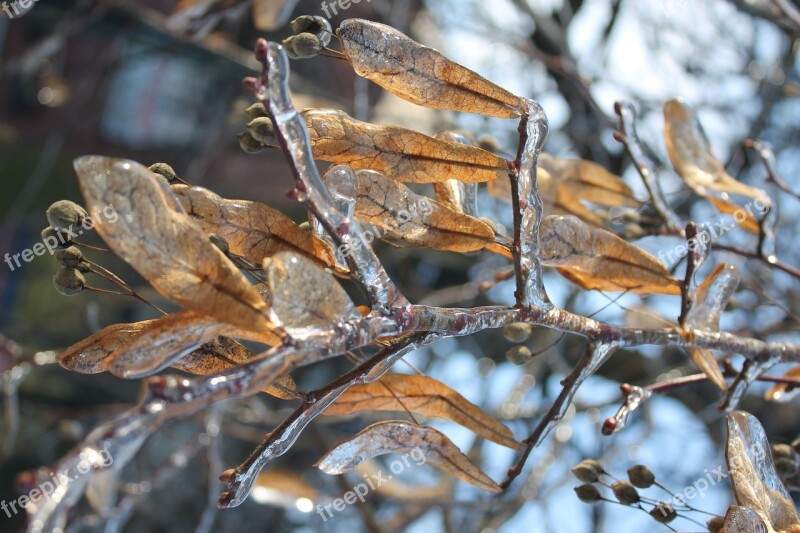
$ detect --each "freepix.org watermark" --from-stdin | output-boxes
[654,440,767,518]
[654,195,770,267]
[4,204,118,272]
[1,446,113,518]
[315,446,427,521]
[1,0,38,19]
[320,0,372,19]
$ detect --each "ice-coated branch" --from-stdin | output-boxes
[218,332,437,508]
[249,39,405,311]
[614,101,683,232]
[510,98,552,309]
[501,342,620,488]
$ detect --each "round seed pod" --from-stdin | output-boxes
[706,516,724,533]
[571,460,605,483]
[773,443,794,460]
[245,102,268,120]
[209,234,229,254]
[148,163,177,183]
[53,268,86,296]
[574,484,601,503]
[650,503,677,524]
[41,226,71,248]
[503,322,533,343]
[238,132,266,154]
[478,135,501,153]
[627,464,655,488]
[247,117,277,146]
[774,457,797,477]
[505,345,532,365]
[282,33,323,59]
[54,246,84,268]
[611,481,640,505]
[46,200,87,232]
[289,15,332,46]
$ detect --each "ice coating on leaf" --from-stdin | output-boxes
[352,169,496,253]
[337,18,523,118]
[722,505,771,533]
[171,184,335,269]
[686,264,739,331]
[73,156,275,335]
[301,108,509,183]
[538,215,681,294]
[726,411,800,532]
[315,420,501,492]
[264,251,359,337]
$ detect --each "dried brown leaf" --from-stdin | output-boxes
[324,373,522,449]
[172,337,297,399]
[487,169,605,226]
[352,169,496,252]
[74,157,276,335]
[337,19,523,118]
[539,215,681,294]
[664,99,766,201]
[56,320,156,374]
[101,310,277,379]
[706,196,761,234]
[764,366,800,403]
[302,108,508,183]
[539,153,639,208]
[171,184,335,267]
[315,420,501,492]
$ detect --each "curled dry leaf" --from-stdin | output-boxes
[315,420,501,493]
[539,215,681,294]
[324,373,522,450]
[264,251,360,338]
[725,411,800,533]
[351,169,497,253]
[171,184,335,268]
[57,320,157,374]
[100,310,277,379]
[722,505,771,533]
[337,19,523,118]
[301,108,508,183]
[73,157,276,336]
[57,318,292,398]
[764,366,800,403]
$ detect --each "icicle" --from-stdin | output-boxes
[686,265,740,331]
[433,131,480,217]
